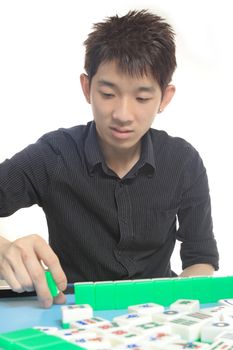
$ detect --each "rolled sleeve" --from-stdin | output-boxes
[177,149,219,271]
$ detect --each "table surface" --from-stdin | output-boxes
[0,283,216,334]
[0,294,126,334]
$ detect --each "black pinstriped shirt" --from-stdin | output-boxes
[0,121,219,282]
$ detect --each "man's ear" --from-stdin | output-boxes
[159,84,176,113]
[80,73,91,104]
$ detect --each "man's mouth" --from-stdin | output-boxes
[110,127,132,133]
[110,127,133,139]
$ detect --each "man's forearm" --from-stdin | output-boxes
[179,263,215,277]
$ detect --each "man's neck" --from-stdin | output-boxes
[101,142,141,179]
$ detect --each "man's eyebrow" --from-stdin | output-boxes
[136,86,156,93]
[97,79,116,88]
[97,79,156,93]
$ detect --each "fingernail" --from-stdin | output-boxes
[58,282,67,291]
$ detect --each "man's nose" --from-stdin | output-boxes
[112,98,134,124]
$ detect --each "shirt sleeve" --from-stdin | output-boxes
[177,147,219,271]
[0,137,58,217]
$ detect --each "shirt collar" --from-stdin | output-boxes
[140,131,156,171]
[84,121,104,174]
[84,121,156,176]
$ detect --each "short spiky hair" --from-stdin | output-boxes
[83,9,177,92]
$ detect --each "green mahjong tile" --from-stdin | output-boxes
[133,279,154,304]
[211,275,233,302]
[151,278,175,306]
[94,281,116,310]
[114,280,135,309]
[61,322,70,329]
[11,333,63,350]
[191,276,214,303]
[45,271,59,297]
[172,277,195,301]
[0,328,42,350]
[74,282,95,308]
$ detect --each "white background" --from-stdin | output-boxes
[0,0,232,276]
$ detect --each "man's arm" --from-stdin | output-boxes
[0,234,67,307]
[179,263,215,277]
[177,145,219,274]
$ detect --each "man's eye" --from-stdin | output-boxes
[100,92,114,98]
[137,97,151,103]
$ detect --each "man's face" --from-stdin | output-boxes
[81,60,173,154]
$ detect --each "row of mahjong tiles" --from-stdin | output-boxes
[2,298,233,349]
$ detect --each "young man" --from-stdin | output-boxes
[0,10,219,308]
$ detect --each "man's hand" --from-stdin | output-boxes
[179,263,215,277]
[0,234,67,308]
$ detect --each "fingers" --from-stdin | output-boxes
[1,263,25,293]
[0,234,67,308]
[32,239,67,292]
[22,235,67,307]
[12,258,35,292]
[0,239,34,292]
[24,256,54,308]
[54,291,66,305]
